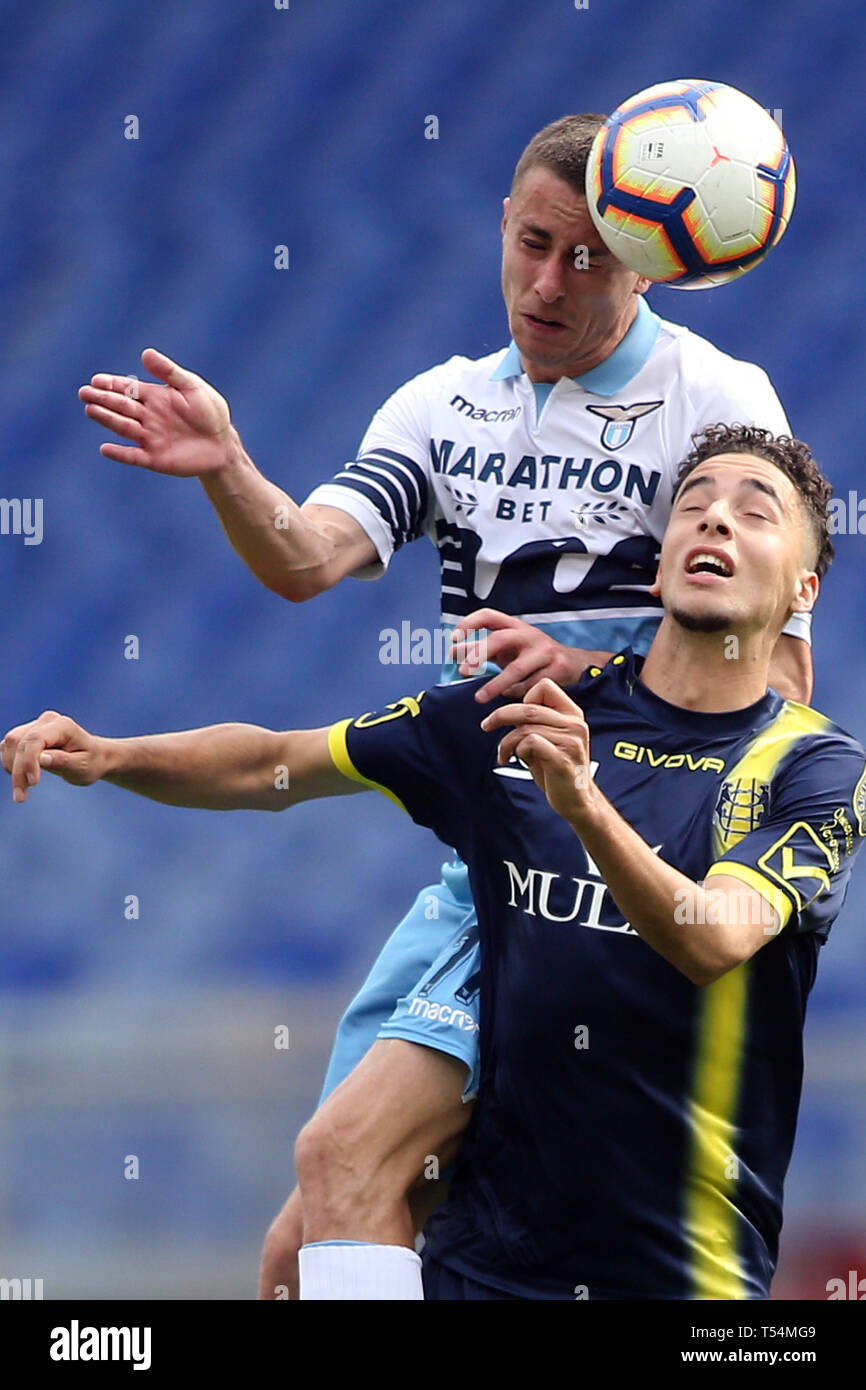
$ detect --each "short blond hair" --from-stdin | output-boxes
[511,114,607,200]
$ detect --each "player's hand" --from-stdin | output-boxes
[1,712,111,803]
[481,678,597,823]
[451,607,613,704]
[258,1187,303,1300]
[79,348,233,476]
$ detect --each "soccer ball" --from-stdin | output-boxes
[585,79,796,289]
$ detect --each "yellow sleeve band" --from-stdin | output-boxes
[327,719,410,815]
[704,861,794,932]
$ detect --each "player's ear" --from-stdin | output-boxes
[635,276,652,295]
[649,560,663,598]
[501,197,510,235]
[790,568,819,613]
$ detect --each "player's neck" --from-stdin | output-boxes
[521,297,639,383]
[639,620,775,713]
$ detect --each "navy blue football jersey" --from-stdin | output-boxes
[327,652,866,1299]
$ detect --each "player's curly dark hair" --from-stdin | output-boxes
[674,424,834,578]
[511,114,607,199]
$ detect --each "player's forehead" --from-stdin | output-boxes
[510,166,602,246]
[678,453,797,510]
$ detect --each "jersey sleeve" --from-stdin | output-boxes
[326,679,494,854]
[303,371,434,579]
[687,359,791,440]
[704,737,866,937]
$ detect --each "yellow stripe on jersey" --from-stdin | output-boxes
[685,699,832,1299]
[713,700,832,862]
[704,862,792,932]
[685,963,749,1299]
[327,718,409,814]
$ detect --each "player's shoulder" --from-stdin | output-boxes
[367,350,509,437]
[652,308,776,395]
[769,698,866,795]
[776,699,864,753]
[562,648,638,704]
[424,674,491,719]
[393,349,512,401]
[349,676,488,735]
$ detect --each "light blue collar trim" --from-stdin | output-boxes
[490,340,524,380]
[490,296,661,397]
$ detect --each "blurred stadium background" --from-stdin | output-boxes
[0,0,864,1299]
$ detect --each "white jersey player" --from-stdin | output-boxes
[307,297,807,675]
[79,114,812,1301]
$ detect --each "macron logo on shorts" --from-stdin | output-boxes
[407,998,479,1032]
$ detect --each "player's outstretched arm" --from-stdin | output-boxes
[451,607,613,703]
[484,680,782,986]
[1,712,357,810]
[79,348,377,601]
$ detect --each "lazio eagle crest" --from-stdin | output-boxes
[585,401,663,451]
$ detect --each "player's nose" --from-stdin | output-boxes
[699,508,733,537]
[534,259,566,302]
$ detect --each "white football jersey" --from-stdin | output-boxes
[305,297,808,672]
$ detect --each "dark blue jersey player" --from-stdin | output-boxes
[4,427,862,1299]
[320,426,864,1299]
[331,646,864,1298]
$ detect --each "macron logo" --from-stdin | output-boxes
[450,394,521,423]
[50,1320,151,1371]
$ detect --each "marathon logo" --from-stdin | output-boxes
[430,437,661,504]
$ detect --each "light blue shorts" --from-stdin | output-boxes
[318,860,482,1103]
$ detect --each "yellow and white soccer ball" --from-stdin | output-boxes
[585,79,796,289]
